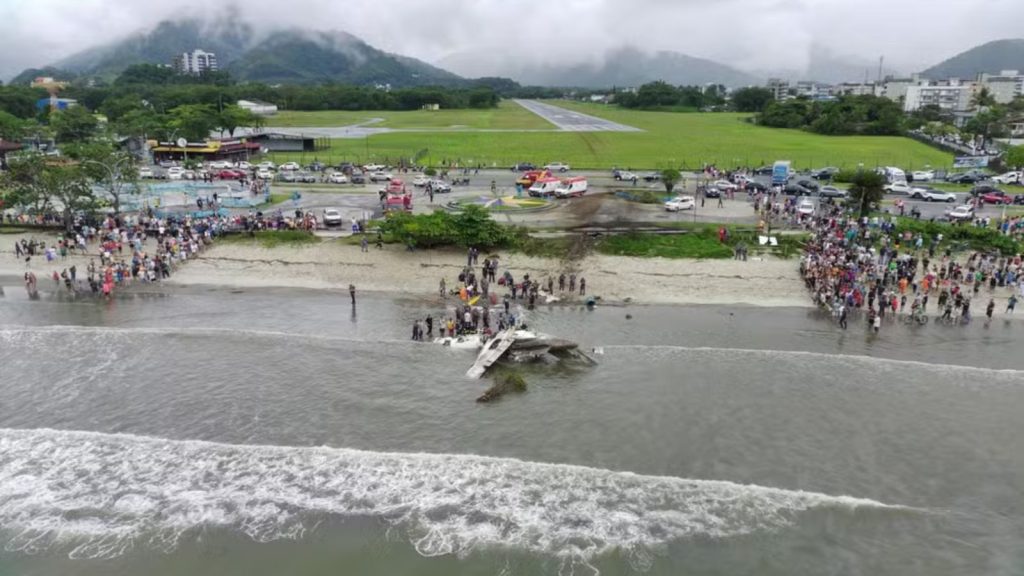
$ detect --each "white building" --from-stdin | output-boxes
[978,70,1023,104]
[237,99,278,116]
[903,80,976,113]
[174,50,218,75]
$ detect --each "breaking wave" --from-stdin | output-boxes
[0,428,907,563]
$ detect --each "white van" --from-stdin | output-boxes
[554,177,588,198]
[881,166,906,183]
[528,177,561,197]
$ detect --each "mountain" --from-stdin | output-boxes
[52,17,254,79]
[921,39,1024,79]
[8,66,78,86]
[18,16,460,87]
[225,30,459,86]
[804,45,900,84]
[439,46,757,88]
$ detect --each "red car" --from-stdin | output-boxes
[979,190,1012,205]
[217,169,245,180]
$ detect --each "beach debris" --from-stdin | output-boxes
[476,371,527,403]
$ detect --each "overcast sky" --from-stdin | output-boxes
[1,0,1022,80]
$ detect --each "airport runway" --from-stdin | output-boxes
[513,99,643,132]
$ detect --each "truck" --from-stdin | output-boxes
[771,160,791,187]
[554,177,588,198]
[516,169,552,188]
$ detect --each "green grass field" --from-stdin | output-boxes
[264,100,953,171]
[266,100,555,130]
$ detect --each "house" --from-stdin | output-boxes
[421,103,440,111]
[148,138,260,163]
[0,139,23,169]
[35,97,77,111]
[237,99,279,116]
[247,132,326,153]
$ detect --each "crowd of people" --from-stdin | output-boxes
[800,203,1023,331]
[417,247,589,343]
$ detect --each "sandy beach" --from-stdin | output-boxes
[162,239,811,307]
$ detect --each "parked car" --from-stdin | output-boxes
[166,167,184,180]
[752,166,773,176]
[664,195,695,212]
[745,181,768,193]
[369,171,393,182]
[426,180,452,193]
[350,173,367,184]
[615,171,638,182]
[554,177,588,198]
[307,161,325,172]
[512,162,536,171]
[544,162,571,173]
[946,172,984,184]
[979,190,1012,205]
[257,161,275,171]
[796,179,820,192]
[279,162,300,171]
[909,188,957,202]
[642,172,662,182]
[811,167,839,180]
[322,208,343,227]
[797,199,816,216]
[818,186,847,198]
[412,175,430,187]
[208,160,231,170]
[947,204,975,221]
[278,172,297,183]
[256,168,273,180]
[911,170,935,182]
[328,172,349,184]
[297,172,317,183]
[1013,194,1024,205]
[712,179,738,192]
[138,167,155,179]
[364,163,386,171]
[235,161,252,171]
[992,171,1021,185]
[217,169,245,180]
[783,184,813,196]
[884,181,926,195]
[703,187,722,198]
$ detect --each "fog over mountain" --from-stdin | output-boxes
[1,0,1022,83]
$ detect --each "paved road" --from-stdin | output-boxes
[514,100,642,132]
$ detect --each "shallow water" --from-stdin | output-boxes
[0,287,1022,575]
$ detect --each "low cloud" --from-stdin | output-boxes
[1,0,1021,81]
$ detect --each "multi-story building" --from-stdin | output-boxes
[903,79,976,113]
[978,70,1023,104]
[834,82,879,97]
[766,78,790,101]
[174,50,218,75]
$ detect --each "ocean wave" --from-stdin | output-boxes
[0,428,906,563]
[0,325,409,348]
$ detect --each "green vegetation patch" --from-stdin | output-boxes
[220,229,320,248]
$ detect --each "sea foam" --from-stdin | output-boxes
[0,428,903,562]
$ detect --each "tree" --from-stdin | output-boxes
[1005,145,1024,170]
[44,164,95,232]
[0,154,51,213]
[847,170,886,218]
[167,104,219,142]
[971,86,997,110]
[0,110,28,141]
[661,168,681,194]
[50,105,98,142]
[64,141,140,215]
[115,108,167,140]
[216,104,259,138]
[731,87,774,113]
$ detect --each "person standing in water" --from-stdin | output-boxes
[349,284,356,305]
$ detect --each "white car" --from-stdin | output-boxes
[797,199,815,216]
[947,204,975,220]
[369,171,393,182]
[235,161,252,171]
[911,170,935,182]
[664,195,695,212]
[364,163,386,171]
[544,162,571,173]
[138,167,155,179]
[322,208,343,227]
[712,179,738,192]
[884,181,926,195]
[257,161,276,170]
[615,171,638,182]
[166,167,184,180]
[328,172,349,184]
[412,175,430,187]
[208,160,231,170]
[256,169,273,180]
[279,162,300,171]
[992,171,1021,185]
[909,188,957,203]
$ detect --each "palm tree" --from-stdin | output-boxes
[848,169,886,218]
[971,86,997,110]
